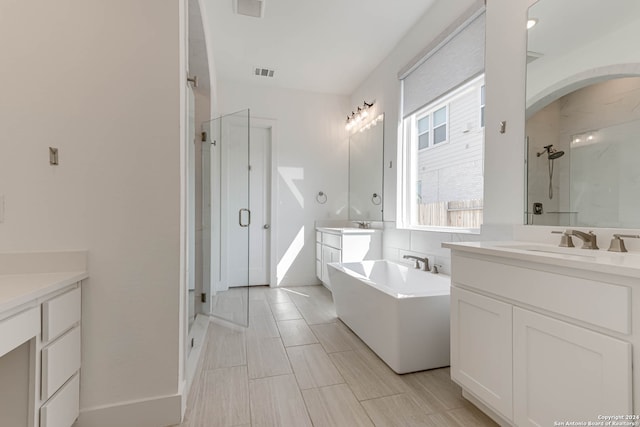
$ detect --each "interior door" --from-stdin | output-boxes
[249,126,271,286]
[224,112,251,289]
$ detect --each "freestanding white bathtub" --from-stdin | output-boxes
[328,260,450,374]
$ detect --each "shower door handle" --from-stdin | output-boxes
[238,208,251,227]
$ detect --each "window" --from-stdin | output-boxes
[397,9,485,232]
[417,116,430,149]
[400,76,485,231]
[417,106,448,150]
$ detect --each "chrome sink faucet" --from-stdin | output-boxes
[553,229,598,249]
[403,255,430,271]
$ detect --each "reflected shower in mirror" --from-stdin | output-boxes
[525,0,640,228]
[349,114,384,221]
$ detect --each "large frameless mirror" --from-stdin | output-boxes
[348,114,384,221]
[525,0,640,228]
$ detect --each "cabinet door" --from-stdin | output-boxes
[513,308,632,427]
[316,242,322,281]
[451,286,513,420]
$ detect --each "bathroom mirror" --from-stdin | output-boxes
[349,114,384,221]
[525,0,640,228]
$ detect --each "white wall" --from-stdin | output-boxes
[217,81,349,286]
[349,0,531,273]
[0,1,187,426]
[527,13,640,108]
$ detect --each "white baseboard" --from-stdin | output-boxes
[75,393,182,427]
[75,315,210,427]
[182,314,210,416]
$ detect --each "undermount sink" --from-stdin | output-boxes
[494,243,600,259]
[443,240,640,282]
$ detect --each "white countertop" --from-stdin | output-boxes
[0,271,88,316]
[316,227,380,234]
[443,241,640,279]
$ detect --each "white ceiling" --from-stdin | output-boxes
[203,0,437,95]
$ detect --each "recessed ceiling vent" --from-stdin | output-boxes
[235,0,265,18]
[255,67,275,78]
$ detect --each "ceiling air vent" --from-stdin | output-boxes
[235,0,265,18]
[255,67,275,78]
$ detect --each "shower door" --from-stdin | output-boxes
[203,109,250,326]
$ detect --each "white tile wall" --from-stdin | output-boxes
[381,222,515,275]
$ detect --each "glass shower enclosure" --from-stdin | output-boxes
[202,109,251,326]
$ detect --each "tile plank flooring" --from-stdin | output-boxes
[177,285,497,427]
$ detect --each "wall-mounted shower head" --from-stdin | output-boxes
[548,149,564,160]
[536,144,564,159]
[536,144,565,200]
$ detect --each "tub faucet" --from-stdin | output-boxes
[403,255,430,271]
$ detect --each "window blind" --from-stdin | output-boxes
[401,7,485,117]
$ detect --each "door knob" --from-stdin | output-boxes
[263,224,270,229]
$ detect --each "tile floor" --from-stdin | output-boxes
[177,285,498,427]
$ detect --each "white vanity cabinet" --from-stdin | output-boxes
[315,228,381,289]
[450,287,513,420]
[39,285,82,427]
[445,243,635,426]
[0,269,85,427]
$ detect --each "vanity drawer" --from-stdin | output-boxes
[40,373,79,427]
[0,306,40,358]
[322,233,342,249]
[42,287,81,343]
[42,326,81,401]
[452,255,630,334]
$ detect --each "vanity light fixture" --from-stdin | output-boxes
[345,101,374,132]
[527,18,538,30]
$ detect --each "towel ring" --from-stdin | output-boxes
[316,191,327,204]
[371,193,382,205]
